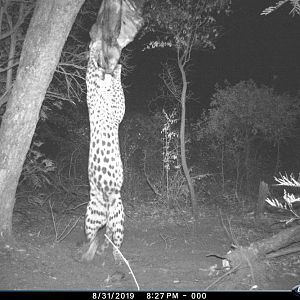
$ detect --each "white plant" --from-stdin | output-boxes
[265,173,300,224]
[261,0,300,16]
[273,173,300,187]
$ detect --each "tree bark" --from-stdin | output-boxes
[226,225,300,267]
[0,0,85,241]
[255,181,270,222]
[177,53,198,218]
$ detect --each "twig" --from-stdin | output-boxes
[49,197,83,242]
[205,264,240,290]
[0,61,19,73]
[56,215,83,242]
[63,201,88,213]
[266,245,300,258]
[242,249,256,287]
[143,150,161,196]
[219,209,231,241]
[206,253,227,260]
[219,209,238,246]
[104,234,140,291]
[49,199,58,239]
[159,233,167,244]
[159,233,169,249]
[0,86,12,107]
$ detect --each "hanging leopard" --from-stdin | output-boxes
[81,44,125,262]
[80,0,143,263]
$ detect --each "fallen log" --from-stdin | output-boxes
[226,224,300,266]
[213,224,300,289]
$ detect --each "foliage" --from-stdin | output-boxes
[266,173,300,224]
[141,0,231,216]
[0,0,34,109]
[161,109,180,173]
[203,80,300,144]
[161,109,186,207]
[119,111,192,208]
[261,0,300,16]
[147,63,182,114]
[19,140,56,189]
[0,0,89,115]
[38,101,89,181]
[142,0,231,53]
[196,80,300,194]
[119,113,163,201]
[142,109,192,207]
[0,0,99,194]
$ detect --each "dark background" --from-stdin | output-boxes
[124,0,300,116]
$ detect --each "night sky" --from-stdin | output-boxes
[124,0,300,116]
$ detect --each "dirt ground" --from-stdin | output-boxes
[0,198,299,291]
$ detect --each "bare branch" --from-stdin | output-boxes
[0,87,12,108]
[0,61,19,73]
[0,2,33,41]
[160,63,181,101]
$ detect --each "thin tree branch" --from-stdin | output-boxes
[0,2,32,41]
[0,61,19,73]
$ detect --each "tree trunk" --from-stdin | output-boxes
[226,225,300,266]
[255,181,269,222]
[0,0,85,241]
[177,54,198,218]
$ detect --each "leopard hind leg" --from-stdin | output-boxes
[108,192,125,263]
[81,189,107,262]
[95,191,124,263]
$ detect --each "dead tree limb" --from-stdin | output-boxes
[226,224,300,267]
